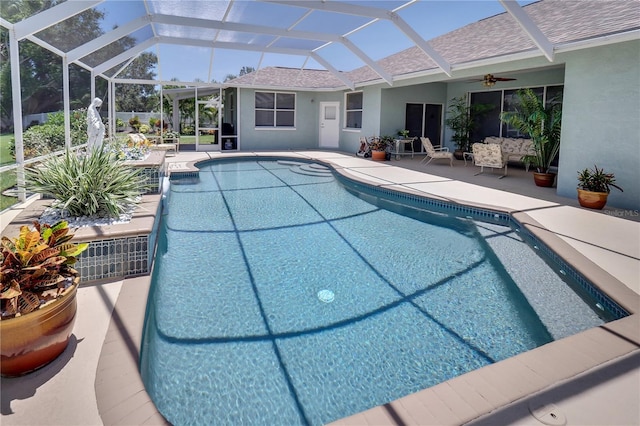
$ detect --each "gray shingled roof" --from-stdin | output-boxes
[230,67,347,89]
[229,0,639,89]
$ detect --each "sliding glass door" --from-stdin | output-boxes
[405,103,443,151]
[469,85,564,141]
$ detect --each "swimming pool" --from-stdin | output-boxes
[141,159,612,425]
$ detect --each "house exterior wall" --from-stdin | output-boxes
[557,40,640,210]
[380,83,448,138]
[444,67,566,151]
[237,88,340,151]
[344,85,383,153]
[233,41,639,211]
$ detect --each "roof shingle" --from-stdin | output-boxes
[230,0,640,89]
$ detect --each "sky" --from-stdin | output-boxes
[94,0,536,84]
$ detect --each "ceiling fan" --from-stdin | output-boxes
[477,73,517,87]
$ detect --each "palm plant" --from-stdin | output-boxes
[445,95,492,153]
[26,147,148,218]
[500,88,562,173]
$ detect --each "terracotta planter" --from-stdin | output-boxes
[533,172,556,187]
[577,189,609,210]
[371,150,387,161]
[453,150,465,160]
[1,275,79,377]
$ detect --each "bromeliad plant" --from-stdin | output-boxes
[577,165,623,193]
[1,221,88,318]
[26,147,148,218]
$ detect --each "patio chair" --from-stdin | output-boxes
[472,142,508,178]
[420,137,453,166]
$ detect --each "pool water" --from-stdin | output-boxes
[141,159,605,425]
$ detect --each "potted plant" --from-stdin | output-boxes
[397,129,410,138]
[577,165,623,209]
[369,135,394,161]
[1,220,88,376]
[445,95,492,159]
[501,88,562,187]
[162,130,180,142]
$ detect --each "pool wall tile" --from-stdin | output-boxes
[334,173,629,320]
[126,150,167,195]
[168,156,629,321]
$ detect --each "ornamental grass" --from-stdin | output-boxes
[26,147,148,218]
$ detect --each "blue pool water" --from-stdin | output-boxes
[141,159,608,425]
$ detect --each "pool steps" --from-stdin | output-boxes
[278,160,334,177]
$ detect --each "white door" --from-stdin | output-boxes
[319,102,340,149]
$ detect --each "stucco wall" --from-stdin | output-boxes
[444,67,566,151]
[557,40,640,210]
[380,83,448,137]
[238,88,341,151]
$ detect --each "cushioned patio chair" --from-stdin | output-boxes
[420,137,453,166]
[472,142,508,178]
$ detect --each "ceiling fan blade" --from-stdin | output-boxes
[494,77,517,81]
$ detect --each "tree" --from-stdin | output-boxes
[0,0,154,131]
[444,95,492,153]
[239,66,255,76]
[223,65,256,82]
[1,1,106,128]
[115,52,159,112]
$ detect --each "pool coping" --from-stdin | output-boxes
[101,150,637,425]
[8,151,634,425]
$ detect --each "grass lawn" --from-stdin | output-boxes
[1,133,14,166]
[0,133,19,211]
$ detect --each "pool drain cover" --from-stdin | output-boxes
[317,289,335,303]
[529,401,566,425]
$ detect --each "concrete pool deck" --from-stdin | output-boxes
[1,150,638,425]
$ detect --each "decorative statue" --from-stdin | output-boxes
[87,97,105,150]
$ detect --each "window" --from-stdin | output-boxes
[255,92,295,127]
[468,86,564,140]
[345,92,363,129]
[502,87,544,138]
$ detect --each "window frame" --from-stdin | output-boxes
[254,91,296,128]
[468,85,564,141]
[344,91,363,130]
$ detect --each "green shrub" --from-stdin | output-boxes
[129,116,141,132]
[139,124,150,134]
[106,135,151,160]
[26,148,148,218]
[9,110,87,160]
[9,122,64,159]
